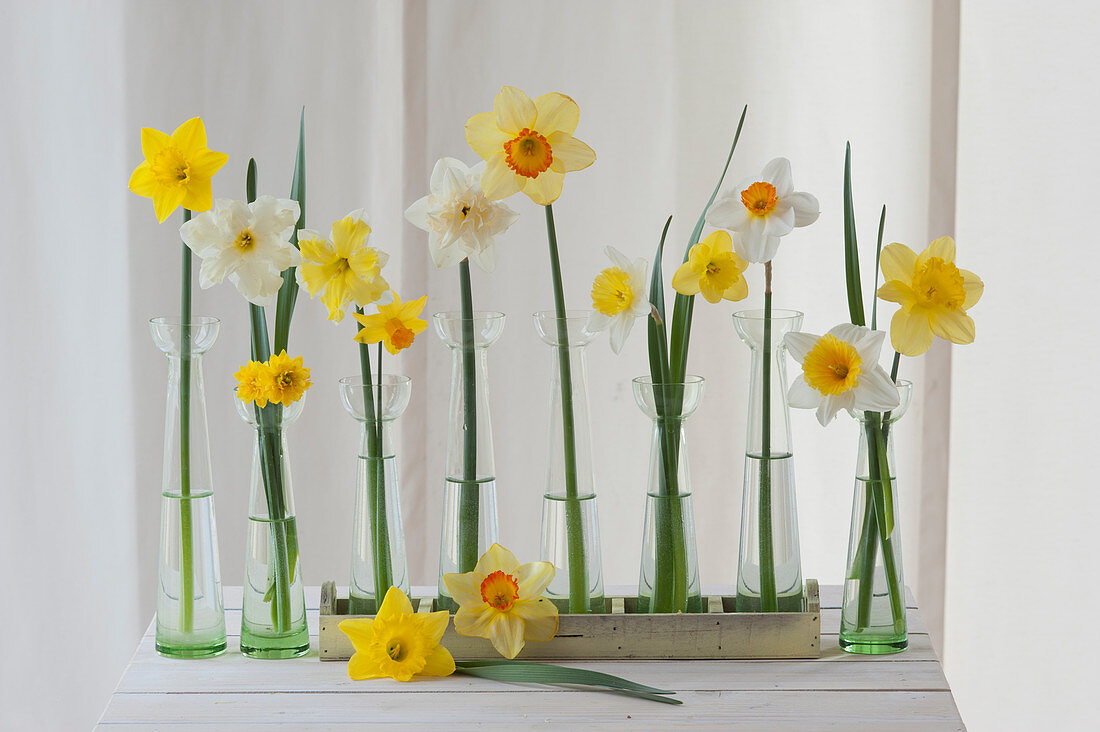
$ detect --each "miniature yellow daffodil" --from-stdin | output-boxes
[261,351,312,406]
[443,543,558,660]
[299,210,390,322]
[465,86,595,206]
[353,292,428,355]
[233,360,270,408]
[876,237,984,357]
[671,230,750,304]
[338,586,455,682]
[128,117,229,222]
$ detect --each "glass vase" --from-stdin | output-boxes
[733,309,805,612]
[149,316,226,659]
[633,376,705,614]
[534,311,605,614]
[433,312,505,612]
[340,375,411,614]
[840,380,913,654]
[236,396,309,659]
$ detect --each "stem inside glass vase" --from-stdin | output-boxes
[355,311,392,604]
[758,262,777,612]
[178,211,194,634]
[457,261,480,574]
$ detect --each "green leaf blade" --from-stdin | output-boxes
[273,109,306,355]
[843,142,866,327]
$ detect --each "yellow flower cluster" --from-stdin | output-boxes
[234,351,313,408]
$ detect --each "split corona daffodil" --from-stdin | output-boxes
[785,324,900,426]
[405,157,520,272]
[353,292,428,355]
[180,196,301,306]
[465,86,596,205]
[299,210,390,322]
[671,230,750,303]
[262,351,312,406]
[705,158,820,263]
[338,586,454,682]
[442,544,558,660]
[128,117,229,222]
[876,237,983,357]
[589,246,649,354]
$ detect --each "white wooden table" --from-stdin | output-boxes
[98,585,964,730]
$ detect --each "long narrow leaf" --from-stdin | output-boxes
[273,108,306,354]
[870,204,886,331]
[843,142,865,327]
[669,105,747,382]
[246,158,272,361]
[647,216,674,388]
[454,660,681,705]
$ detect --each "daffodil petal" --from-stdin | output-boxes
[153,185,186,223]
[486,613,526,659]
[494,86,537,135]
[762,203,795,237]
[852,366,901,412]
[347,652,386,680]
[418,644,456,677]
[140,126,171,160]
[705,191,753,233]
[699,279,724,303]
[877,280,915,306]
[454,605,496,638]
[784,331,820,362]
[722,275,749,302]
[181,179,215,214]
[189,149,230,181]
[420,610,451,645]
[922,236,956,264]
[522,169,565,206]
[891,308,934,356]
[930,309,976,345]
[171,117,208,153]
[442,572,486,609]
[960,269,984,309]
[609,313,634,354]
[475,543,520,576]
[338,618,375,649]
[761,157,793,197]
[480,154,522,201]
[512,597,559,642]
[817,393,848,426]
[128,162,157,197]
[514,561,555,598]
[787,191,820,227]
[547,131,595,173]
[788,376,820,409]
[670,262,701,296]
[879,243,918,282]
[377,586,414,621]
[534,92,580,135]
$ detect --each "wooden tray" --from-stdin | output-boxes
[319,579,820,661]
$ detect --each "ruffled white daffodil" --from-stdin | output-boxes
[180,196,300,306]
[588,246,649,354]
[706,158,820,263]
[404,157,519,273]
[785,324,899,426]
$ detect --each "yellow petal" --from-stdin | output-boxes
[890,308,934,357]
[140,127,171,160]
[419,609,451,645]
[189,149,229,181]
[181,179,214,213]
[494,86,537,135]
[475,543,520,576]
[299,235,338,265]
[701,229,732,254]
[930,309,975,345]
[466,111,510,160]
[960,269,984,309]
[671,262,701,296]
[534,92,580,135]
[347,652,386,680]
[153,186,186,223]
[442,572,486,609]
[511,597,558,642]
[418,644,456,677]
[454,605,496,638]
[921,235,956,265]
[128,162,157,198]
[523,169,565,206]
[376,586,414,621]
[320,274,349,321]
[486,613,526,659]
[346,269,388,309]
[722,275,749,302]
[879,243,917,283]
[399,295,428,321]
[332,216,371,257]
[170,117,208,155]
[877,280,915,306]
[338,618,375,650]
[480,154,522,201]
[547,131,595,173]
[514,561,555,599]
[699,278,724,304]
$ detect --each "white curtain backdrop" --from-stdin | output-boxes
[17,0,1073,729]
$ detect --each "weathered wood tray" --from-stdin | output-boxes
[319,579,819,661]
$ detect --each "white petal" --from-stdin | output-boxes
[827,323,869,346]
[756,234,782,263]
[587,311,611,333]
[762,202,795,237]
[467,242,497,273]
[404,195,432,231]
[787,191,820,227]
[787,377,820,409]
[605,245,632,272]
[608,314,634,354]
[852,367,901,412]
[855,328,887,365]
[428,235,465,269]
[735,217,769,263]
[817,393,851,426]
[706,190,752,232]
[784,331,820,362]
[761,158,794,197]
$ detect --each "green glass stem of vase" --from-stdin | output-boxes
[457,261,479,573]
[178,209,195,634]
[544,204,588,613]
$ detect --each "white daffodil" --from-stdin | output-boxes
[588,246,649,354]
[180,196,301,306]
[404,157,519,273]
[705,157,820,264]
[784,324,900,426]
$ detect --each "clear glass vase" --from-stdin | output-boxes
[840,380,913,654]
[534,311,605,614]
[733,309,805,612]
[236,396,309,659]
[433,312,504,612]
[633,376,705,614]
[149,316,226,659]
[340,375,411,614]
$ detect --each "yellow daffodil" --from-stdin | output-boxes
[262,351,312,406]
[234,360,270,408]
[299,210,390,322]
[876,237,983,357]
[671,230,751,304]
[443,543,558,660]
[465,86,595,206]
[338,586,454,682]
[785,324,899,426]
[353,292,428,355]
[589,246,649,354]
[128,117,229,222]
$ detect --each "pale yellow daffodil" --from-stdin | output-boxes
[353,292,428,355]
[465,86,595,206]
[443,543,558,660]
[338,587,454,682]
[299,211,390,322]
[128,117,229,222]
[671,230,750,304]
[876,237,983,356]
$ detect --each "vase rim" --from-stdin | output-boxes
[432,310,505,321]
[338,374,412,387]
[731,308,804,321]
[532,309,594,321]
[149,315,221,326]
[632,374,705,386]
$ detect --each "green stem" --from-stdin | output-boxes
[864,415,905,630]
[759,262,777,612]
[458,261,480,573]
[854,468,879,629]
[255,404,292,633]
[545,204,588,613]
[374,343,391,597]
[355,310,390,607]
[178,209,194,634]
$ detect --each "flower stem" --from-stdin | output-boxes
[374,343,391,597]
[545,204,588,614]
[458,261,480,573]
[178,209,194,634]
[759,261,778,612]
[355,310,391,609]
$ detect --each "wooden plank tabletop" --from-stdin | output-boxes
[97,585,964,730]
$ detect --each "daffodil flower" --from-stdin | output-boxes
[705,158,820,263]
[465,86,596,206]
[876,237,983,357]
[588,246,649,354]
[353,292,428,355]
[339,586,455,682]
[180,196,301,306]
[299,210,390,322]
[671,230,751,303]
[128,117,229,222]
[784,324,900,426]
[262,351,312,406]
[405,157,520,272]
[233,360,270,408]
[443,544,558,660]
